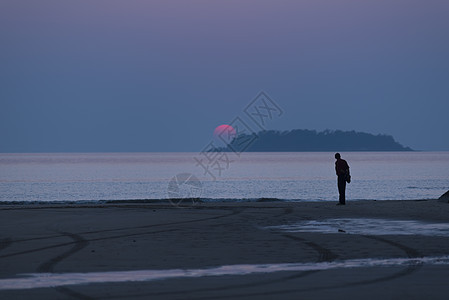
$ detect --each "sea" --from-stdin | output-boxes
[0,152,448,204]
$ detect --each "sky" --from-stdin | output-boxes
[1,0,448,152]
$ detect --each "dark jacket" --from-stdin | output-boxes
[335,158,350,176]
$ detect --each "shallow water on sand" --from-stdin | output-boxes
[1,255,449,290]
[268,218,449,237]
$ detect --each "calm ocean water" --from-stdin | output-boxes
[0,152,448,203]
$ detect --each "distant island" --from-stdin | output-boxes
[218,129,412,152]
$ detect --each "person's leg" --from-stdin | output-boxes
[338,176,346,204]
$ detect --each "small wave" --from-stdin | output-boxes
[0,198,293,206]
[0,199,169,206]
[256,197,283,202]
[407,186,444,190]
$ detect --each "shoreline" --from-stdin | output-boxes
[0,197,440,206]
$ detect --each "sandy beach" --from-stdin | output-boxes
[1,199,449,299]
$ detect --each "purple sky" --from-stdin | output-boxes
[1,0,448,151]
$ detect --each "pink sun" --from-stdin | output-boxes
[213,124,236,143]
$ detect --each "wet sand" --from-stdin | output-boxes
[1,200,449,299]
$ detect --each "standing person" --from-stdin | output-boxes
[335,153,350,205]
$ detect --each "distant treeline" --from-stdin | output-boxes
[218,129,412,152]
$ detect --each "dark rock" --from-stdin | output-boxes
[438,190,449,203]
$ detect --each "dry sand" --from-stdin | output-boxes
[1,200,449,299]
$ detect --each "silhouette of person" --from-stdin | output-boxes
[335,153,350,205]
